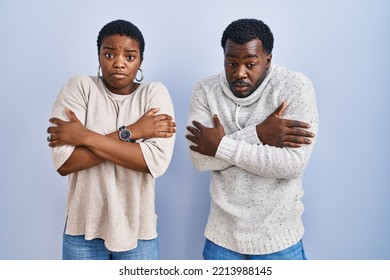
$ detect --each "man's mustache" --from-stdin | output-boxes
[231,80,251,87]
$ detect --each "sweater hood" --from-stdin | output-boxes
[219,64,276,107]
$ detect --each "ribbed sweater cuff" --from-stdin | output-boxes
[216,127,261,161]
[216,136,237,162]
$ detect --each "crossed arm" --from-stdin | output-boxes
[185,101,317,177]
[186,101,314,157]
[47,108,176,176]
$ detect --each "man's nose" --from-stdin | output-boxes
[233,65,247,79]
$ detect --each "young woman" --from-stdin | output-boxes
[47,19,176,260]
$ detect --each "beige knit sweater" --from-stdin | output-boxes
[187,64,319,255]
[51,76,175,252]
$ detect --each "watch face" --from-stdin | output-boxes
[120,129,131,141]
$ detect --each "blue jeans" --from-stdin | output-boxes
[62,233,159,260]
[203,239,307,260]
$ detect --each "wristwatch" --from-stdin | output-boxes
[118,125,135,142]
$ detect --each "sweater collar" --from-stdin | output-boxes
[219,64,276,106]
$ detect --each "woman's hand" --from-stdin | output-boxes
[130,108,176,140]
[47,109,89,147]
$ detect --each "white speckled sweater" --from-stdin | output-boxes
[187,64,319,255]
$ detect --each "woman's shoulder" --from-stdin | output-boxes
[64,75,98,87]
[141,81,168,90]
[58,76,101,101]
[138,81,170,97]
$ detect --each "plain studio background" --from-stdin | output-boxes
[0,0,389,260]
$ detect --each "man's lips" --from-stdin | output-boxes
[231,81,251,92]
[232,81,251,87]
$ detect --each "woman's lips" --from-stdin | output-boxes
[111,73,128,79]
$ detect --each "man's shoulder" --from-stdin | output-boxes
[196,72,223,85]
[272,66,312,87]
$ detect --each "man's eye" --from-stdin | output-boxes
[247,63,256,69]
[227,62,236,68]
[105,53,114,59]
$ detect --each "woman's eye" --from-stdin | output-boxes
[127,56,135,61]
[105,53,114,59]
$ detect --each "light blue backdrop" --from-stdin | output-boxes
[0,0,389,260]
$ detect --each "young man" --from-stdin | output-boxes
[186,18,318,260]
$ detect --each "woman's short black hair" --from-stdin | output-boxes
[97,19,145,58]
[221,18,274,54]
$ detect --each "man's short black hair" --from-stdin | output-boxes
[97,19,145,58]
[221,18,274,54]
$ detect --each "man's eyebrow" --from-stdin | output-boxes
[225,54,259,59]
[244,54,259,59]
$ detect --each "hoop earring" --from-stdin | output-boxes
[97,65,102,79]
[135,68,144,82]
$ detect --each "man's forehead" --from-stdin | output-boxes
[224,38,263,56]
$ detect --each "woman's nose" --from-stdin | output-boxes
[113,56,126,68]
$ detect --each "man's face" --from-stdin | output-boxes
[224,38,272,98]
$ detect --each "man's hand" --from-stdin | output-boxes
[186,114,225,156]
[256,101,315,148]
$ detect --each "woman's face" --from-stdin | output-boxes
[99,34,143,95]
